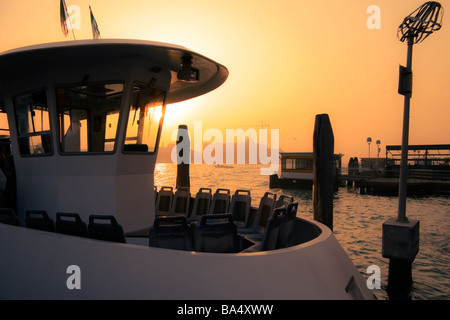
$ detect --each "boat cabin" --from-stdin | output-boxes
[270,152,342,189]
[0,40,227,232]
[279,152,315,180]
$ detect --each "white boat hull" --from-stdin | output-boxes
[0,217,373,300]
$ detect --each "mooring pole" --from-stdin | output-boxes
[313,114,334,231]
[176,124,190,190]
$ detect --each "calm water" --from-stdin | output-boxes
[154,163,450,300]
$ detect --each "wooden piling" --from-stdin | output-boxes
[176,124,190,190]
[313,114,334,231]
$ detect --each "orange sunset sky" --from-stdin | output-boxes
[0,0,448,165]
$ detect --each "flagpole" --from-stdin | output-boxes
[63,0,76,40]
[90,5,101,39]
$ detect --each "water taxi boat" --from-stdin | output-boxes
[0,39,372,299]
[269,152,342,190]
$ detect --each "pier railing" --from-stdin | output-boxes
[342,166,450,181]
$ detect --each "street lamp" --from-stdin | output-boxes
[396,1,443,222]
[367,137,372,158]
[376,140,381,158]
[382,2,444,300]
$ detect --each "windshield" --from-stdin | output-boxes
[123,84,165,153]
[56,83,124,153]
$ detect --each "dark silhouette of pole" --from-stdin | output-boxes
[176,124,190,190]
[313,114,334,231]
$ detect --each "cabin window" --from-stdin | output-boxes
[123,85,165,153]
[285,159,295,170]
[282,157,313,171]
[56,83,124,153]
[13,90,52,156]
[296,158,313,170]
[0,100,9,135]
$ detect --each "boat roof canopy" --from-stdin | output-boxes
[0,39,228,104]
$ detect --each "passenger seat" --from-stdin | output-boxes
[194,214,238,253]
[209,188,230,214]
[169,187,191,216]
[278,202,298,248]
[25,210,55,232]
[88,215,126,243]
[155,186,173,216]
[229,189,251,228]
[56,212,88,237]
[261,206,286,251]
[0,208,19,226]
[190,187,212,221]
[149,215,193,251]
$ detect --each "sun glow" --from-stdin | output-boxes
[148,104,163,125]
[164,100,199,126]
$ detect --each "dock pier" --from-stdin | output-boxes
[339,174,450,196]
[341,144,450,196]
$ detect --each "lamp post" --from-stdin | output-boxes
[376,140,381,158]
[396,1,443,222]
[382,2,443,300]
[367,137,372,158]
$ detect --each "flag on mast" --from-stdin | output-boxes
[60,0,69,37]
[89,6,101,39]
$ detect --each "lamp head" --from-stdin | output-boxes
[398,1,444,44]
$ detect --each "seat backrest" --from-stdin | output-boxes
[149,215,193,251]
[56,212,88,237]
[229,189,251,228]
[250,192,276,233]
[195,214,238,253]
[261,206,286,251]
[275,194,294,208]
[190,188,212,221]
[155,186,173,216]
[278,202,298,248]
[0,208,19,226]
[209,188,230,214]
[25,210,55,232]
[169,187,191,216]
[88,215,126,243]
